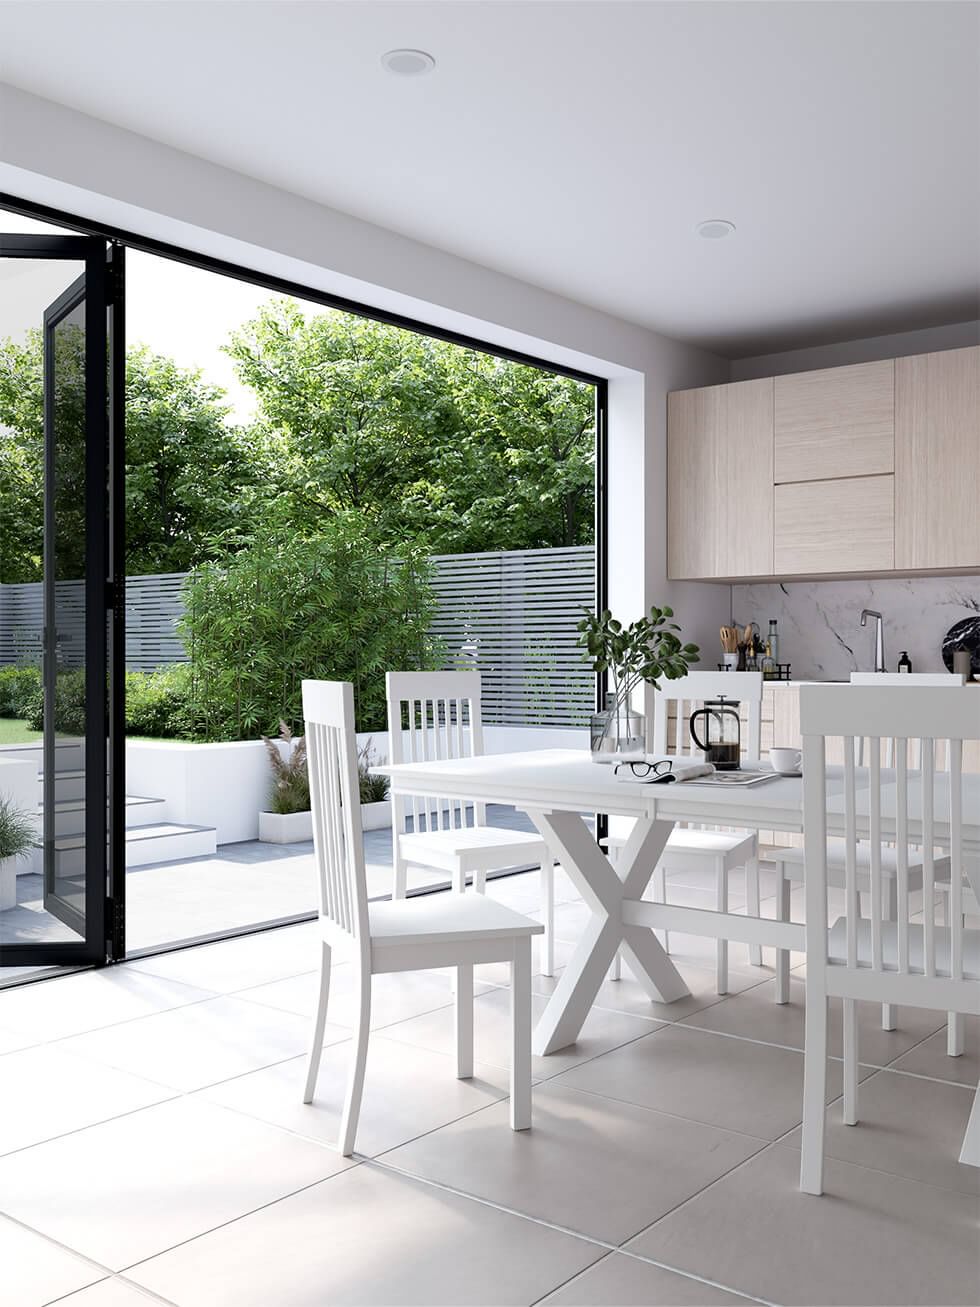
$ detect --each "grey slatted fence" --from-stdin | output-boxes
[0,547,596,726]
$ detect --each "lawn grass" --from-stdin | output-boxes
[0,718,42,745]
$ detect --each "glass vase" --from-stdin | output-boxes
[589,695,645,763]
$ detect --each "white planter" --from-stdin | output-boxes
[258,809,313,844]
[0,856,18,912]
[361,800,391,831]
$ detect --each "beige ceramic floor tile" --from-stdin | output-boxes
[554,1022,870,1140]
[125,921,323,993]
[889,1017,979,1086]
[59,993,341,1091]
[204,1034,511,1157]
[128,1163,604,1307]
[783,1067,979,1195]
[538,1249,756,1305]
[382,984,661,1080]
[381,1080,764,1244]
[0,1095,351,1271]
[627,1142,980,1306]
[680,972,947,1065]
[52,1278,174,1306]
[0,1043,174,1155]
[0,1214,105,1307]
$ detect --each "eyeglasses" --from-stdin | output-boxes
[613,758,673,779]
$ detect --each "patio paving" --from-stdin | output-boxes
[0,805,545,955]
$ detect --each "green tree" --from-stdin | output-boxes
[227,300,595,552]
[0,332,257,581]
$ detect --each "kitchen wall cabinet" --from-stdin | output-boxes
[667,342,977,581]
[667,377,773,580]
[774,360,894,484]
[774,475,894,574]
[895,345,980,571]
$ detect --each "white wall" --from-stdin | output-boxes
[0,82,731,681]
[730,319,979,380]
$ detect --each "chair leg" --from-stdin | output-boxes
[716,859,728,996]
[474,867,487,894]
[303,939,331,1104]
[338,965,371,1157]
[941,893,964,1055]
[393,853,408,900]
[745,852,762,966]
[540,859,555,978]
[775,865,791,1004]
[800,989,828,1195]
[510,936,532,1130]
[455,964,474,1079]
[842,997,859,1126]
[882,879,898,1031]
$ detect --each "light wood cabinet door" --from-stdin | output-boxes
[774,475,894,574]
[895,345,980,571]
[774,360,894,484]
[667,378,773,579]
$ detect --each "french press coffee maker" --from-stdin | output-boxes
[689,696,741,770]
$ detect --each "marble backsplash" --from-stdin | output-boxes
[731,575,980,680]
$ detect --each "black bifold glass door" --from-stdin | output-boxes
[0,235,124,969]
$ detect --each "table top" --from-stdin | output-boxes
[379,748,980,848]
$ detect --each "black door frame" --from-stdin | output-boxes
[0,233,123,968]
[0,193,608,971]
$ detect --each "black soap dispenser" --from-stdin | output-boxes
[898,651,912,674]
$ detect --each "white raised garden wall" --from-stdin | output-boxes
[126,726,588,846]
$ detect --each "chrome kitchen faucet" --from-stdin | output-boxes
[860,609,886,673]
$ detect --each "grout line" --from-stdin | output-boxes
[362,1154,780,1307]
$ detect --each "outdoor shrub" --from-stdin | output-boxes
[262,721,310,815]
[357,738,390,805]
[0,664,41,718]
[24,668,87,736]
[180,516,441,741]
[0,795,35,861]
[125,664,197,739]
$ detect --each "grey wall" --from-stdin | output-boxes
[729,319,980,380]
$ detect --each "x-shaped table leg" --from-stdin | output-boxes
[525,808,691,1056]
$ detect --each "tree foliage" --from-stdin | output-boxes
[179,516,440,740]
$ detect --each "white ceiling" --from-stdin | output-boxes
[1,1,978,356]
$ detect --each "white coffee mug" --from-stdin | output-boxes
[769,747,802,775]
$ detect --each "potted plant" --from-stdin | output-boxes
[358,738,391,831]
[578,605,699,761]
[0,794,35,912]
[258,722,313,844]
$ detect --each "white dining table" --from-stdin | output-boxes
[380,748,980,1164]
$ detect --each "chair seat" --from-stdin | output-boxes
[608,827,756,863]
[399,825,549,874]
[370,892,544,950]
[771,839,952,885]
[828,916,980,980]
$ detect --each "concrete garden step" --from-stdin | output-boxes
[39,794,168,837]
[32,820,217,874]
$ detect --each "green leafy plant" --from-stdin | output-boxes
[578,605,700,720]
[262,721,310,815]
[0,795,35,862]
[0,664,41,719]
[24,668,87,736]
[357,738,390,805]
[180,517,440,741]
[125,665,197,739]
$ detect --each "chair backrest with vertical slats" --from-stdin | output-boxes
[386,670,486,836]
[801,684,979,990]
[652,671,763,759]
[302,680,369,942]
[849,672,965,771]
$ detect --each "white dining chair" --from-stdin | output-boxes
[606,671,764,994]
[386,670,559,974]
[302,679,543,1156]
[771,671,964,1048]
[798,683,980,1194]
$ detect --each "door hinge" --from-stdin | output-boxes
[105,896,125,961]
